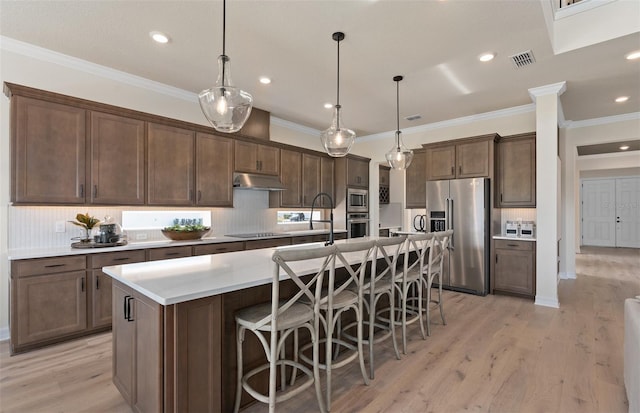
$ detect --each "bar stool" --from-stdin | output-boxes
[340,236,405,379]
[302,239,374,411]
[233,244,334,413]
[396,232,434,353]
[425,229,452,336]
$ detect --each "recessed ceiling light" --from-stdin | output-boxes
[479,53,495,62]
[615,96,629,103]
[324,103,333,109]
[150,31,170,44]
[259,77,271,85]
[619,145,630,150]
[626,51,640,60]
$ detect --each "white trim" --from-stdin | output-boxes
[564,112,640,129]
[0,326,9,342]
[0,36,197,103]
[270,116,320,137]
[359,103,536,142]
[558,271,577,280]
[554,0,616,20]
[528,81,567,101]
[535,295,560,308]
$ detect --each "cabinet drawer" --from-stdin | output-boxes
[90,250,146,268]
[12,255,87,278]
[291,235,327,245]
[193,242,245,256]
[495,239,533,251]
[147,246,193,261]
[244,238,292,250]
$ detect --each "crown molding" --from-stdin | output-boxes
[270,116,320,137]
[1,36,197,103]
[359,103,536,142]
[564,112,640,129]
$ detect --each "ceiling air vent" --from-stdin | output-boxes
[510,50,535,68]
[405,114,422,121]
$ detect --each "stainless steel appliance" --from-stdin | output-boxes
[413,214,427,232]
[347,188,368,213]
[426,177,490,295]
[347,213,369,238]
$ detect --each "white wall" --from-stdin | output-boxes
[560,118,640,279]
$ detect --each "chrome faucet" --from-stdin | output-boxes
[309,192,334,246]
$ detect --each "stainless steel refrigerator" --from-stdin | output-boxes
[426,177,490,295]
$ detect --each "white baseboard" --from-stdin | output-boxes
[535,295,560,308]
[564,272,576,280]
[0,326,9,342]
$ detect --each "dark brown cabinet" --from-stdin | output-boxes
[196,132,234,207]
[89,250,146,330]
[193,242,245,256]
[90,112,145,205]
[279,149,303,207]
[494,239,536,298]
[496,133,536,207]
[147,123,195,206]
[347,157,369,188]
[147,246,193,261]
[244,238,292,250]
[112,281,163,412]
[425,135,496,181]
[234,141,279,176]
[320,157,335,208]
[11,96,86,204]
[302,153,321,207]
[405,149,426,208]
[10,255,88,352]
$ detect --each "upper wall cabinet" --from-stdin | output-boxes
[234,141,279,176]
[195,133,234,207]
[90,112,145,205]
[278,149,303,207]
[424,134,497,181]
[496,133,536,207]
[319,157,335,208]
[405,149,426,208]
[11,96,87,204]
[147,123,195,206]
[346,157,369,188]
[379,165,390,205]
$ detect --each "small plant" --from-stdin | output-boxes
[69,212,100,241]
[163,218,210,232]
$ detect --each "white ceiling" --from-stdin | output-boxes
[1,0,639,137]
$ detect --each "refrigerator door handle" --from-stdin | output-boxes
[447,197,454,250]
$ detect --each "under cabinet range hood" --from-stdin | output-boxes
[233,173,287,191]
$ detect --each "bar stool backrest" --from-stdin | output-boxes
[431,230,452,272]
[331,240,376,307]
[404,233,435,278]
[264,245,336,331]
[372,236,407,286]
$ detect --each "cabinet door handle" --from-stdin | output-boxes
[495,255,498,263]
[44,264,66,268]
[124,295,130,320]
[81,277,85,292]
[96,275,100,290]
[459,165,462,175]
[165,252,181,256]
[507,243,519,247]
[113,257,131,262]
[93,185,98,198]
[79,184,84,198]
[125,296,134,322]
[451,166,454,175]
[198,190,202,202]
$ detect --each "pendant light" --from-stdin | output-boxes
[198,0,253,133]
[385,75,413,170]
[320,32,356,157]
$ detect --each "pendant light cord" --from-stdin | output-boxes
[221,0,227,86]
[396,78,401,149]
[335,35,341,125]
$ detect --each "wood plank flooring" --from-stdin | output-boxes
[1,246,637,412]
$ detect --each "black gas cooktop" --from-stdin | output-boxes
[225,232,289,239]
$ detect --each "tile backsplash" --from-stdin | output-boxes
[8,190,320,250]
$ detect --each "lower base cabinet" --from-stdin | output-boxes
[494,239,536,298]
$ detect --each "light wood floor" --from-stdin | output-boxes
[1,246,637,413]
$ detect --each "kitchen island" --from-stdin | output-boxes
[102,237,377,413]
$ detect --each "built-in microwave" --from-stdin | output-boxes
[347,188,368,213]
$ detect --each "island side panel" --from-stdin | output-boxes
[174,295,222,413]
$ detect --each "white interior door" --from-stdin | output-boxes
[615,177,640,248]
[581,179,616,247]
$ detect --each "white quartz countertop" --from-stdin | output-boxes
[492,235,537,242]
[7,229,346,260]
[102,236,387,306]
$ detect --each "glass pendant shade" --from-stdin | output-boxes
[385,131,414,170]
[321,105,356,157]
[199,55,252,133]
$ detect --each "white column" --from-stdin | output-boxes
[529,82,566,308]
[560,130,577,279]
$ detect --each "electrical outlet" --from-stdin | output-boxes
[136,233,148,240]
[55,221,66,233]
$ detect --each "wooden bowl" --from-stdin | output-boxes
[161,229,210,241]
